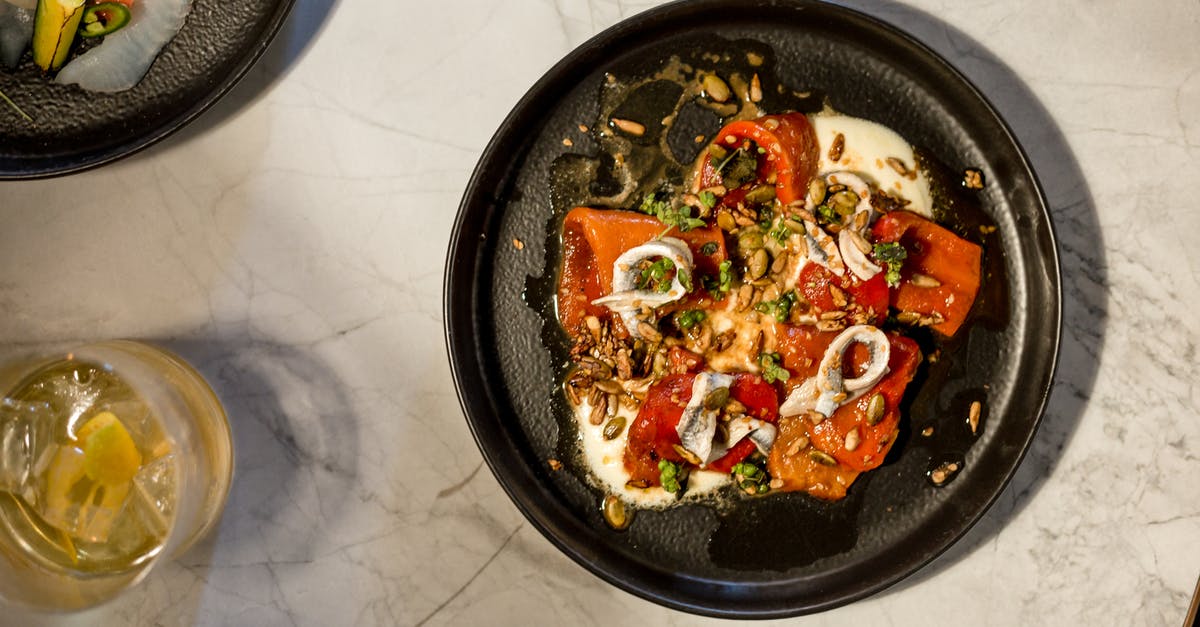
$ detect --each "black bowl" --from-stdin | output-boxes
[0,0,294,178]
[445,0,1060,617]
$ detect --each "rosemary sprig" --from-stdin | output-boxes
[0,86,33,123]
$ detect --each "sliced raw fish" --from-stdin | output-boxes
[55,0,191,92]
[0,2,34,69]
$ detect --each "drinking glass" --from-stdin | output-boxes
[0,340,233,610]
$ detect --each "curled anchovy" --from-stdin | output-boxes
[803,220,844,277]
[592,237,693,339]
[675,372,734,464]
[780,325,891,417]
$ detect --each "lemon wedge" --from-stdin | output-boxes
[79,411,142,486]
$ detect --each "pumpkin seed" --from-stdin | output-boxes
[625,478,650,489]
[895,311,921,324]
[603,495,631,529]
[716,211,737,232]
[738,229,764,251]
[809,450,838,466]
[603,416,627,440]
[703,386,730,411]
[747,249,769,280]
[830,190,859,216]
[673,444,702,466]
[744,185,776,205]
[866,393,885,425]
[807,178,827,205]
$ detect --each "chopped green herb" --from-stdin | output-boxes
[759,352,790,384]
[635,257,676,293]
[755,290,797,322]
[698,190,716,210]
[730,460,771,494]
[638,193,706,233]
[675,309,706,330]
[702,259,734,299]
[815,203,839,225]
[873,242,908,287]
[659,459,682,494]
[768,220,791,245]
[700,241,718,256]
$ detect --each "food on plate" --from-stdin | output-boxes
[555,70,984,520]
[0,0,188,98]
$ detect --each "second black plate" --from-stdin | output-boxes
[0,0,294,178]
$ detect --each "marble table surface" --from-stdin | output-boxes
[3,0,1198,624]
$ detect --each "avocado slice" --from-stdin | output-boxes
[32,0,86,71]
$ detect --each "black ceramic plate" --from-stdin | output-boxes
[0,0,293,178]
[446,0,1060,618]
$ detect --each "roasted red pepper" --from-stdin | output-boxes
[806,334,922,471]
[871,211,982,337]
[624,372,779,486]
[557,207,728,338]
[699,113,820,205]
[796,262,889,325]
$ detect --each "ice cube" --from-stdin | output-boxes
[0,398,54,493]
[130,454,175,537]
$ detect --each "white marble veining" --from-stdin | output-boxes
[2,0,1198,624]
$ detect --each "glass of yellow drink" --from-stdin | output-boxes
[0,340,233,610]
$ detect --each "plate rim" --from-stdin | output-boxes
[444,0,1062,617]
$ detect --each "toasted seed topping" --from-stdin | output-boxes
[603,416,627,440]
[963,168,984,189]
[844,427,861,451]
[968,400,982,434]
[828,133,845,162]
[603,495,631,529]
[809,450,838,466]
[921,426,934,437]
[886,156,910,177]
[612,118,646,136]
[703,73,732,103]
[750,73,763,102]
[866,393,885,425]
[548,458,563,471]
[673,444,703,466]
[910,273,942,288]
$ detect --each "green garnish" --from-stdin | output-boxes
[0,88,33,123]
[759,352,790,384]
[731,461,771,494]
[768,220,791,245]
[659,459,682,494]
[754,290,797,322]
[815,203,839,225]
[698,191,716,210]
[700,241,718,256]
[873,242,908,287]
[638,193,705,233]
[675,309,706,330]
[702,259,734,299]
[635,257,677,293]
